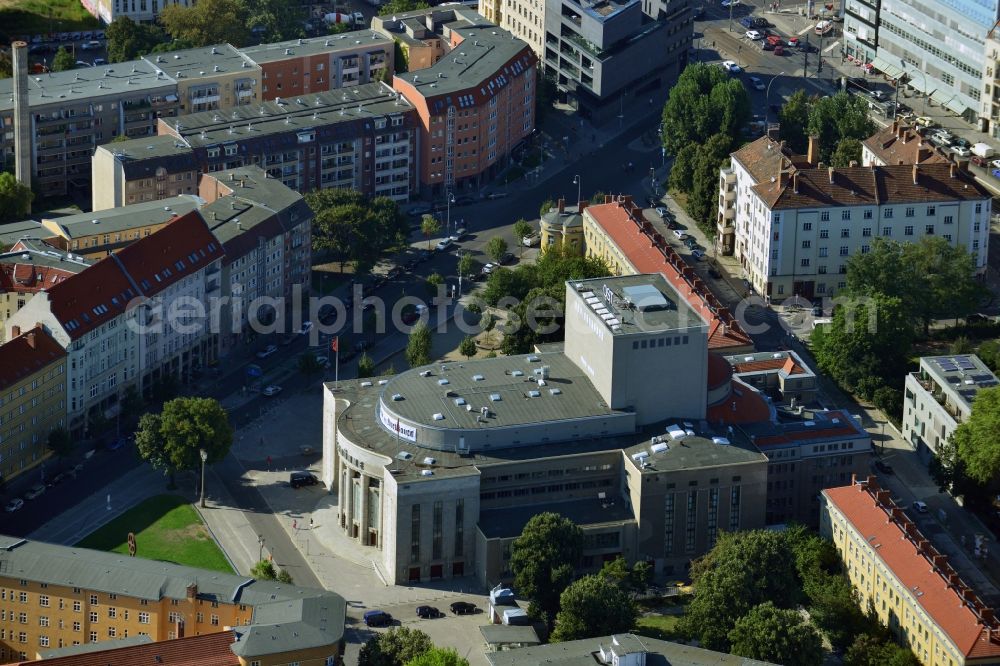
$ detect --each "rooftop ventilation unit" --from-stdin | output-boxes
[432,413,444,420]
[527,390,540,398]
[423,457,436,465]
[391,393,403,401]
[421,469,434,476]
[438,378,449,385]
[360,381,373,387]
[472,374,484,381]
[549,388,561,395]
[632,451,649,462]
[454,397,466,406]
[651,441,669,454]
[396,451,413,461]
[378,379,389,385]
[712,437,730,446]
[511,370,524,377]
[526,355,540,363]
[489,393,502,402]
[419,370,432,377]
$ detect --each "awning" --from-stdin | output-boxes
[871,56,903,80]
[945,96,968,115]
[930,89,952,107]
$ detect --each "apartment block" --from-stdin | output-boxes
[0,535,345,665]
[0,65,180,198]
[543,0,690,123]
[0,241,92,344]
[0,327,66,484]
[143,45,261,114]
[389,7,537,197]
[372,11,454,71]
[902,354,999,462]
[822,478,1000,666]
[91,136,200,211]
[80,0,194,24]
[718,135,990,301]
[6,212,223,435]
[485,0,546,66]
[241,33,394,99]
[156,83,417,201]
[981,22,1000,139]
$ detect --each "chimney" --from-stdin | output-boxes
[901,129,909,144]
[186,583,197,600]
[849,160,858,167]
[579,200,588,214]
[25,330,36,349]
[11,325,21,338]
[891,120,898,134]
[957,159,970,172]
[807,135,820,165]
[950,162,958,178]
[792,172,799,193]
[779,170,790,188]
[767,125,780,141]
[912,164,920,184]
[897,123,906,140]
[12,42,32,211]
[828,166,835,184]
[557,198,565,214]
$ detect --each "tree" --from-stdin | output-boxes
[684,133,732,234]
[872,385,902,424]
[457,252,479,280]
[357,352,376,378]
[378,0,430,15]
[420,214,441,250]
[811,293,914,399]
[0,172,33,224]
[251,559,277,580]
[728,602,823,666]
[119,385,144,421]
[552,574,637,642]
[52,47,75,72]
[978,339,1000,373]
[307,189,407,268]
[405,648,469,666]
[459,335,477,360]
[844,633,920,666]
[480,311,496,346]
[405,321,432,368]
[806,92,875,164]
[159,0,251,47]
[135,397,233,488]
[105,16,168,62]
[242,0,305,42]
[668,143,698,193]
[830,137,863,167]
[513,219,533,257]
[47,427,73,468]
[425,272,444,297]
[276,569,293,584]
[358,627,432,666]
[660,62,751,155]
[485,236,509,264]
[539,198,555,218]
[779,90,811,154]
[0,51,11,79]
[954,386,1000,484]
[679,530,800,651]
[510,513,584,628]
[598,556,652,596]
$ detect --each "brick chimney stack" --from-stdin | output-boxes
[912,164,920,185]
[557,198,565,214]
[807,135,820,166]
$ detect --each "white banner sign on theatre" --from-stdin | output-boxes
[379,407,417,442]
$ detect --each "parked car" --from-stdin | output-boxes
[4,498,24,513]
[952,146,971,157]
[93,57,107,66]
[481,262,496,277]
[673,230,688,240]
[351,11,365,25]
[972,155,989,167]
[745,30,762,40]
[992,168,1000,180]
[748,76,766,91]
[773,43,784,55]
[416,605,442,618]
[449,601,478,615]
[25,484,46,500]
[256,344,278,359]
[48,471,67,487]
[874,460,894,474]
[738,16,755,28]
[692,249,705,260]
[453,226,467,239]
[498,252,515,265]
[655,206,671,219]
[912,500,929,513]
[364,610,393,626]
[435,238,454,252]
[721,60,742,73]
[262,385,283,397]
[522,233,540,247]
[290,471,318,488]
[74,60,92,68]
[915,116,936,128]
[762,41,775,51]
[80,40,101,50]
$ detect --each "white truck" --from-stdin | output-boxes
[972,143,995,159]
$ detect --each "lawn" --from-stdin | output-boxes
[0,0,100,39]
[76,495,235,574]
[634,612,683,641]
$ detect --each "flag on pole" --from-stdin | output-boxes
[330,336,339,352]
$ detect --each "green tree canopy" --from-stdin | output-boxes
[685,133,732,233]
[51,47,76,72]
[378,0,430,15]
[806,92,876,164]
[728,601,824,666]
[404,647,469,666]
[660,62,751,155]
[459,335,477,359]
[242,0,305,42]
[457,252,479,279]
[513,219,533,257]
[251,559,277,580]
[778,90,811,154]
[357,352,376,378]
[510,512,584,628]
[135,397,233,486]
[0,172,35,225]
[159,0,251,47]
[406,321,432,368]
[810,293,914,399]
[551,574,637,641]
[306,189,407,268]
[485,236,509,264]
[358,627,432,666]
[598,556,653,597]
[830,137,863,167]
[844,633,920,666]
[105,16,168,62]
[954,386,1000,484]
[420,214,442,249]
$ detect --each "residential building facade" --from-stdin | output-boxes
[481,0,545,66]
[981,22,1000,138]
[719,135,990,301]
[902,354,999,462]
[389,7,538,197]
[0,535,345,665]
[861,121,952,167]
[0,327,66,484]
[79,0,193,24]
[90,137,201,211]
[143,45,261,114]
[822,478,1000,666]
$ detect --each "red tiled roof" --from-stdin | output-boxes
[0,253,83,295]
[0,326,65,388]
[707,352,733,389]
[706,380,772,424]
[825,483,1000,659]
[862,123,951,166]
[584,200,754,352]
[115,211,222,297]
[731,357,805,375]
[45,254,136,341]
[13,631,240,666]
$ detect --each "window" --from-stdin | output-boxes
[863,209,873,219]
[801,240,811,248]
[800,258,810,267]
[410,505,420,563]
[72,622,80,632]
[925,225,934,235]
[927,205,936,215]
[819,229,829,239]
[89,612,98,623]
[905,207,914,217]
[72,602,81,613]
[943,215,953,225]
[861,245,870,254]
[975,203,982,213]
[819,247,828,257]
[884,208,894,218]
[839,246,849,256]
[454,499,464,558]
[840,228,850,238]
[138,613,149,624]
[841,210,851,220]
[39,596,49,608]
[820,211,829,221]
[904,226,914,236]
[882,226,892,236]
[802,222,812,231]
[211,615,219,626]
[862,227,871,237]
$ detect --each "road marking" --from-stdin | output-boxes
[823,39,840,53]
[798,24,815,35]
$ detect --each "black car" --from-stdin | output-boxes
[799,42,818,53]
[449,601,477,615]
[416,605,442,618]
[874,460,894,475]
[289,471,318,488]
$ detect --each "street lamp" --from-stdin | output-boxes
[446,192,455,236]
[573,174,581,206]
[765,72,786,126]
[257,534,265,561]
[199,448,208,508]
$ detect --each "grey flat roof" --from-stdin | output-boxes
[919,354,999,411]
[480,624,541,644]
[0,535,345,657]
[241,32,390,64]
[98,134,193,161]
[623,428,768,474]
[478,497,635,539]
[571,273,706,334]
[0,220,47,246]
[40,634,153,658]
[486,633,778,665]
[143,44,255,81]
[166,83,408,146]
[0,240,93,272]
[201,167,310,246]
[0,62,176,112]
[44,196,203,239]
[382,351,613,430]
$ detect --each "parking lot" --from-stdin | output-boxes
[24,30,108,70]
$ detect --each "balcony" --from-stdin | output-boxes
[237,89,254,98]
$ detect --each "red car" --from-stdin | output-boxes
[971,155,989,167]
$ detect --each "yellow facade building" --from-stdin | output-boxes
[539,199,585,255]
[0,535,345,665]
[822,478,1000,666]
[0,327,67,484]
